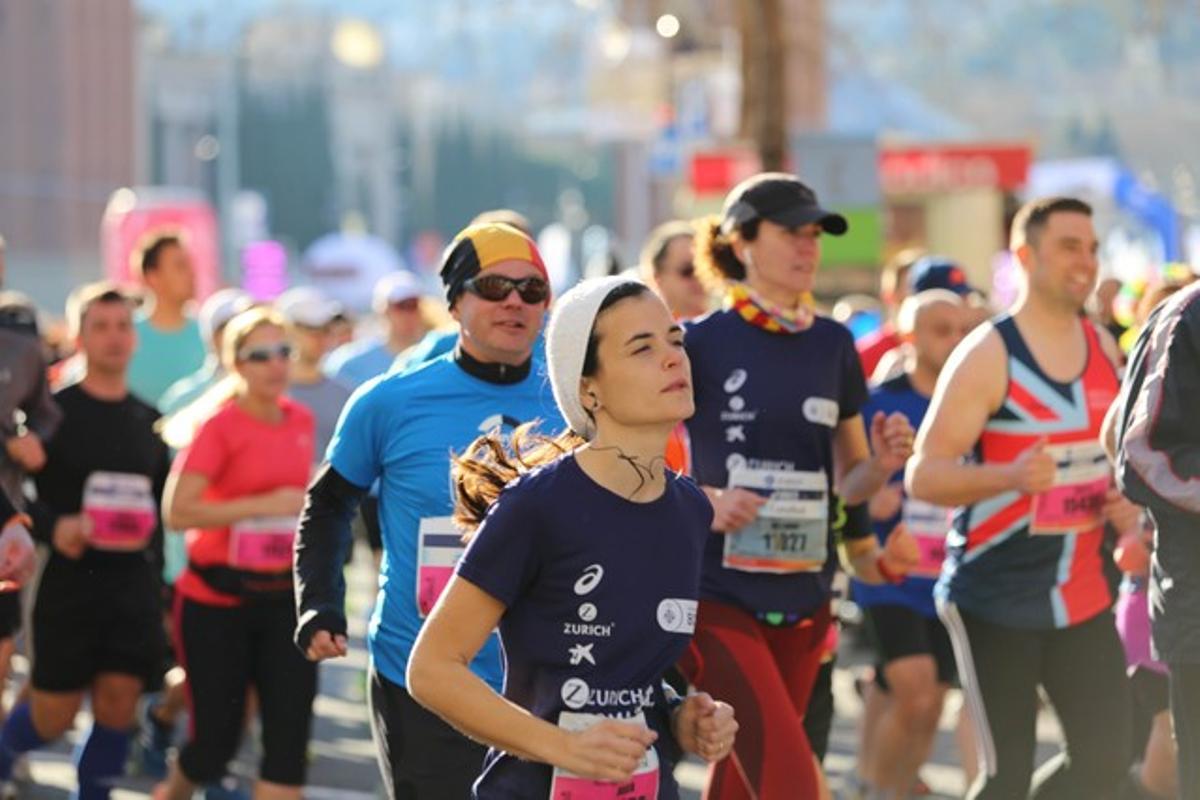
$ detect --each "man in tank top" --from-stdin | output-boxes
[906,197,1138,799]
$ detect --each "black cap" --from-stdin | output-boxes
[720,172,848,237]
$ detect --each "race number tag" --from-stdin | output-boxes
[82,471,156,552]
[901,498,951,578]
[229,516,297,572]
[722,467,828,573]
[550,711,660,800]
[1030,443,1109,535]
[416,517,465,617]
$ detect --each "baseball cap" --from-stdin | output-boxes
[276,286,343,328]
[909,256,973,296]
[198,288,253,342]
[373,271,424,313]
[720,172,848,237]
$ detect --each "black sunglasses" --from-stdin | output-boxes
[238,342,292,363]
[463,274,550,304]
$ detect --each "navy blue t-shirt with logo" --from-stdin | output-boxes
[456,453,712,799]
[683,309,868,617]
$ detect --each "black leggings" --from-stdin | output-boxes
[1171,662,1200,800]
[175,595,317,786]
[368,665,486,799]
[940,604,1131,799]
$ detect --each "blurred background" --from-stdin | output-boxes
[3,0,1199,313]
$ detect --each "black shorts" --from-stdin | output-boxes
[865,603,957,690]
[32,554,164,691]
[0,591,20,640]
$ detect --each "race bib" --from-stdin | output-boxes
[1030,442,1109,536]
[229,516,297,572]
[416,517,465,617]
[901,497,951,579]
[722,467,828,573]
[550,711,660,800]
[82,472,156,552]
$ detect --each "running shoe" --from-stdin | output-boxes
[133,697,174,778]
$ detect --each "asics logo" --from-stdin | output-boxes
[723,369,748,393]
[573,564,604,596]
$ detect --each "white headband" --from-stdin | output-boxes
[546,276,645,440]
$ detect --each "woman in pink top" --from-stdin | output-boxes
[156,307,316,800]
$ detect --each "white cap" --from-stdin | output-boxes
[198,288,253,343]
[373,271,423,313]
[545,276,644,440]
[276,286,343,328]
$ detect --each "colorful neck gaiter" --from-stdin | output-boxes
[726,282,815,334]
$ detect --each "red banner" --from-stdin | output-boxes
[879,143,1031,194]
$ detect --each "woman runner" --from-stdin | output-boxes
[408,276,738,798]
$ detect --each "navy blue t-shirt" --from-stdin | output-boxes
[456,454,713,799]
[683,310,868,617]
[851,373,944,618]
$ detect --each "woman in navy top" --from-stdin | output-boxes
[408,277,738,799]
[682,173,920,799]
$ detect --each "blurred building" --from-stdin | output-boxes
[0,0,136,303]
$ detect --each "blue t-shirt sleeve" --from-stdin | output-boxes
[456,480,542,608]
[325,382,386,489]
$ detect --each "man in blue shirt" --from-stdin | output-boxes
[323,271,434,388]
[853,289,972,799]
[293,222,562,799]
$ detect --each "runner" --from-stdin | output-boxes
[1107,277,1200,799]
[155,307,316,800]
[907,196,1135,798]
[851,289,972,799]
[137,288,254,780]
[295,222,562,798]
[682,172,919,799]
[275,286,353,465]
[0,283,170,799]
[0,290,61,730]
[406,276,738,797]
[1110,515,1176,799]
[127,234,207,406]
[324,271,438,388]
[639,221,710,320]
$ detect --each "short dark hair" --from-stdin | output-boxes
[1010,197,1092,251]
[66,281,133,337]
[139,234,183,276]
[639,221,695,277]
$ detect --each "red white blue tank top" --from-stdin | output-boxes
[936,315,1120,629]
